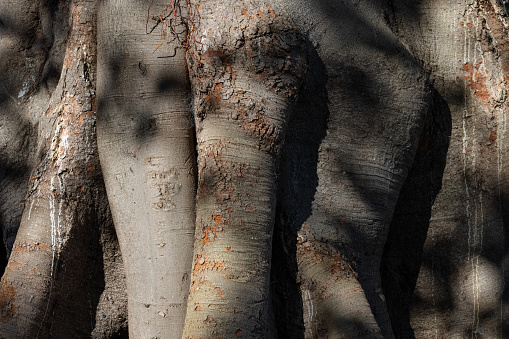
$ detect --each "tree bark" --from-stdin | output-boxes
[0,1,128,337]
[97,0,196,337]
[1,0,508,338]
[181,1,307,337]
[389,0,509,336]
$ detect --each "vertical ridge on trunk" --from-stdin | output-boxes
[0,1,107,336]
[97,0,196,337]
[389,0,509,336]
[277,1,432,337]
[182,1,307,337]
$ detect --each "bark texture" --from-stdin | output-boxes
[182,1,307,337]
[97,0,196,337]
[388,0,509,337]
[271,1,431,337]
[0,0,508,338]
[0,0,127,337]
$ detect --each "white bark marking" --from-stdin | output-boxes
[28,198,35,221]
[17,81,29,98]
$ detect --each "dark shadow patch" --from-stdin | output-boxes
[134,113,157,140]
[0,229,7,276]
[271,41,330,338]
[110,326,129,339]
[44,194,106,337]
[41,61,61,93]
[157,76,179,92]
[381,86,451,338]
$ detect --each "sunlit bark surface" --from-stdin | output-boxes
[0,0,507,338]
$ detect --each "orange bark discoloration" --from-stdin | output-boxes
[489,130,497,142]
[212,213,225,226]
[266,5,275,17]
[0,278,17,323]
[201,225,223,244]
[193,255,226,276]
[11,242,49,255]
[463,61,490,101]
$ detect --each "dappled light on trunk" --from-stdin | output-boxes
[0,0,508,338]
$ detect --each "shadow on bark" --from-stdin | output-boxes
[381,86,452,338]
[272,42,330,338]
[40,205,105,337]
[501,190,509,335]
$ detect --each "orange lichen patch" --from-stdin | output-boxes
[242,8,248,16]
[460,21,473,28]
[297,236,358,280]
[225,246,232,252]
[212,213,225,226]
[463,62,490,101]
[240,112,281,152]
[193,255,226,275]
[329,254,357,278]
[266,5,275,17]
[211,82,224,104]
[257,10,264,18]
[215,287,225,295]
[201,225,223,244]
[195,304,202,311]
[78,115,83,125]
[11,242,49,255]
[235,329,243,336]
[0,278,17,322]
[489,130,497,142]
[86,166,95,172]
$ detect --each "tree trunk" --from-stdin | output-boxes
[97,0,196,337]
[0,0,508,338]
[388,0,509,337]
[272,1,431,337]
[181,1,307,337]
[1,0,128,337]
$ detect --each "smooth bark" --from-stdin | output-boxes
[182,1,307,337]
[0,0,508,338]
[387,0,509,337]
[97,0,196,337]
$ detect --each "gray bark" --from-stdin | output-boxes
[97,0,196,337]
[0,0,508,338]
[182,0,307,337]
[388,0,509,337]
[0,1,127,337]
